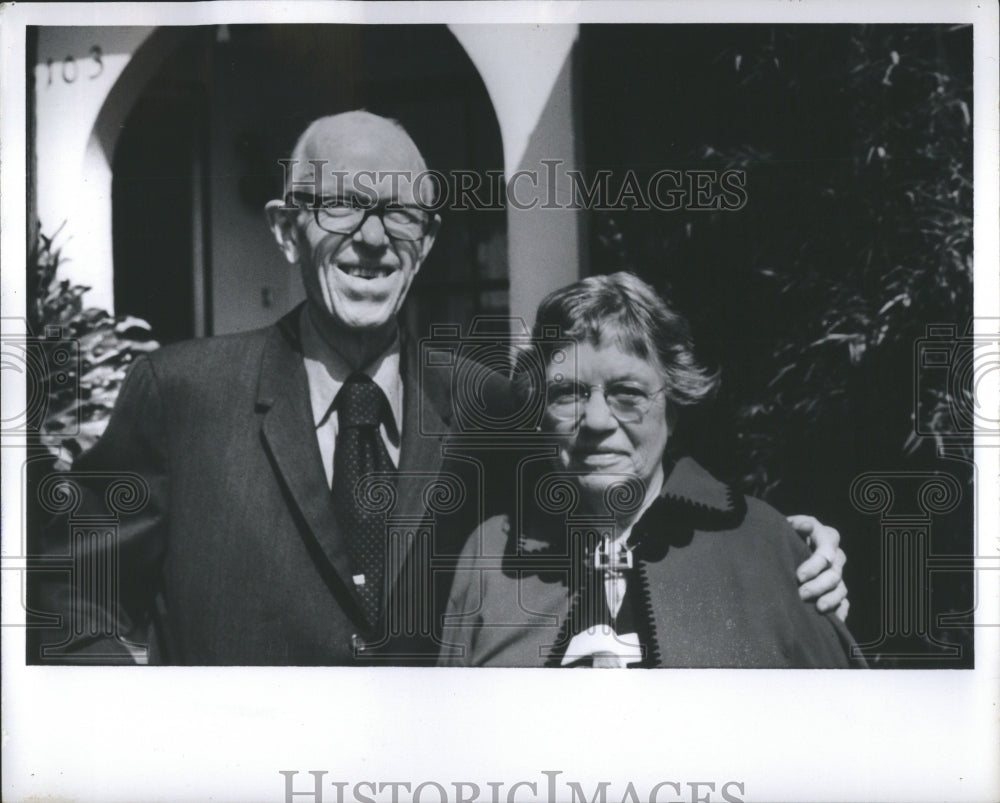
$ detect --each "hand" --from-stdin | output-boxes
[787,514,850,622]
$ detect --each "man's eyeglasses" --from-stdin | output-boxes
[285,193,431,242]
[545,381,667,424]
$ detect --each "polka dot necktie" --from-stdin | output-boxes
[332,373,396,628]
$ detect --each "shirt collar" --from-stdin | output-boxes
[299,307,404,439]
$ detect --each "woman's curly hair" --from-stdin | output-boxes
[513,271,719,413]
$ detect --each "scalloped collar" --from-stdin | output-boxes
[657,456,740,518]
[518,456,745,556]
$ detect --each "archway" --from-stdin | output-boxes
[103,24,506,342]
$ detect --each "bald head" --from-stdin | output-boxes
[284,111,430,199]
[266,109,440,350]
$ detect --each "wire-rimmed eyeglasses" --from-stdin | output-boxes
[545,381,668,424]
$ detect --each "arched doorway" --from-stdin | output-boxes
[108,24,506,344]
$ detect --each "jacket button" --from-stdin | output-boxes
[351,634,367,653]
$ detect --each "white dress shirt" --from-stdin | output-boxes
[299,310,404,489]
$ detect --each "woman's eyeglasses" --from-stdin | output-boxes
[545,381,667,423]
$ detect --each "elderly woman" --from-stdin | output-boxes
[440,272,861,668]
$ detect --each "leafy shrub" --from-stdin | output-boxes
[584,24,973,498]
[581,24,974,666]
[28,223,159,468]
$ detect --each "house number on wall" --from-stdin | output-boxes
[42,47,104,85]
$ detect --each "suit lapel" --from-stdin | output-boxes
[256,312,456,615]
[257,311,363,612]
[386,333,452,592]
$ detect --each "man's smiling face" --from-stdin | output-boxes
[268,112,438,334]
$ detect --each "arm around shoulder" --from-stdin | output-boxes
[745,498,865,668]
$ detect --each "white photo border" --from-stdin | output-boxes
[2,3,997,802]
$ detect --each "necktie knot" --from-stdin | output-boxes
[337,373,388,429]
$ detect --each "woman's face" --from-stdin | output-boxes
[543,338,671,506]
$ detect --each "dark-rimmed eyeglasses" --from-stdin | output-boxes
[284,193,431,242]
[545,381,667,424]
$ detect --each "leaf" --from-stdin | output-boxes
[114,316,154,336]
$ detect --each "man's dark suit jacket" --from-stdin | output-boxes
[29,308,513,665]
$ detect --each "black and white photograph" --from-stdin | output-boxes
[2,2,997,801]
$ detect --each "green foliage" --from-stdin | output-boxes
[583,23,975,666]
[589,24,973,498]
[728,25,972,493]
[28,223,159,468]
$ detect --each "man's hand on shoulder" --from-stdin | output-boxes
[787,514,850,622]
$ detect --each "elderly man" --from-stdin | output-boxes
[30,111,846,665]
